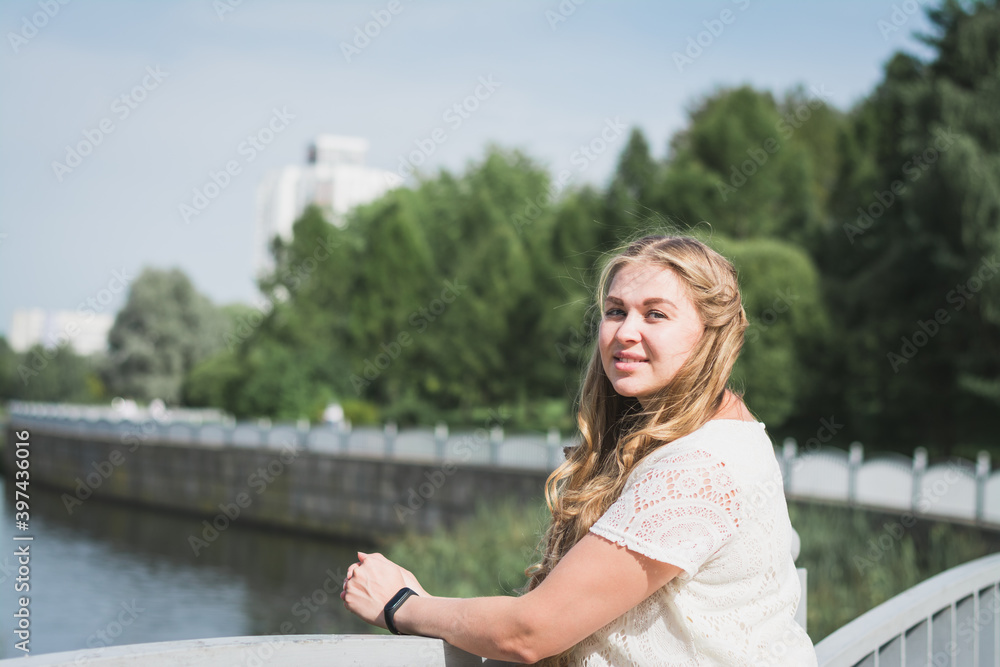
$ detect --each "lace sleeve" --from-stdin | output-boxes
[589,448,741,579]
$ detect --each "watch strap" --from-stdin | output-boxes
[384,587,418,635]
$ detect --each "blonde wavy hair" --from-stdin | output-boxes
[523,234,749,666]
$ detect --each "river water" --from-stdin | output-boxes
[0,477,377,659]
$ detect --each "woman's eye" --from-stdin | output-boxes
[647,310,667,319]
[604,308,625,317]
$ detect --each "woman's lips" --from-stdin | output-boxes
[613,356,648,369]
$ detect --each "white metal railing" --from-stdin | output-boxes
[777,438,999,528]
[6,401,1000,526]
[815,553,1000,667]
[6,399,228,425]
[6,401,572,471]
[0,635,515,666]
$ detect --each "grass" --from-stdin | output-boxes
[385,497,550,600]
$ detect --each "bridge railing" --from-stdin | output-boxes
[815,552,1000,667]
[7,401,1000,527]
[6,401,575,471]
[2,555,993,666]
[0,635,516,666]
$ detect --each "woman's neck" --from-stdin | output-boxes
[712,390,755,422]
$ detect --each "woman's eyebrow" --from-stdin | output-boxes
[605,295,677,309]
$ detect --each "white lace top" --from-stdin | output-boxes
[570,419,817,666]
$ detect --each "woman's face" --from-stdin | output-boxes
[599,262,705,408]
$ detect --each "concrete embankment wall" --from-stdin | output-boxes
[4,424,550,541]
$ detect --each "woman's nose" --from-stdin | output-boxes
[615,312,642,343]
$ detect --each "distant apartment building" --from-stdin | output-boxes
[254,135,403,279]
[8,308,114,355]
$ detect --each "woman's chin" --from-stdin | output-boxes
[611,381,644,400]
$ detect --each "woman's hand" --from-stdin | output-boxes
[340,552,430,629]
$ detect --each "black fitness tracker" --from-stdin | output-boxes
[384,587,418,635]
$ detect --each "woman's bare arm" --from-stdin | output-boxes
[343,533,681,663]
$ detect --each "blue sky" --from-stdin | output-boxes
[0,0,937,338]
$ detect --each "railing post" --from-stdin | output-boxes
[296,418,310,451]
[976,450,991,523]
[490,425,503,465]
[547,428,560,469]
[224,415,236,447]
[912,447,928,513]
[848,442,863,505]
[339,419,351,453]
[782,438,797,492]
[434,422,448,460]
[384,421,397,458]
[257,417,271,446]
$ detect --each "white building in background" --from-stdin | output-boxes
[8,308,114,355]
[254,135,403,279]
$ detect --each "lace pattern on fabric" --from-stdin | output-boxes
[589,449,739,579]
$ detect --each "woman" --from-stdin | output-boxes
[342,235,818,666]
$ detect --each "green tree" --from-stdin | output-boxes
[656,85,833,250]
[213,149,603,428]
[819,0,1000,453]
[104,268,228,404]
[12,343,103,403]
[181,347,243,411]
[189,206,364,420]
[716,237,829,427]
[610,128,661,214]
[0,336,17,401]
